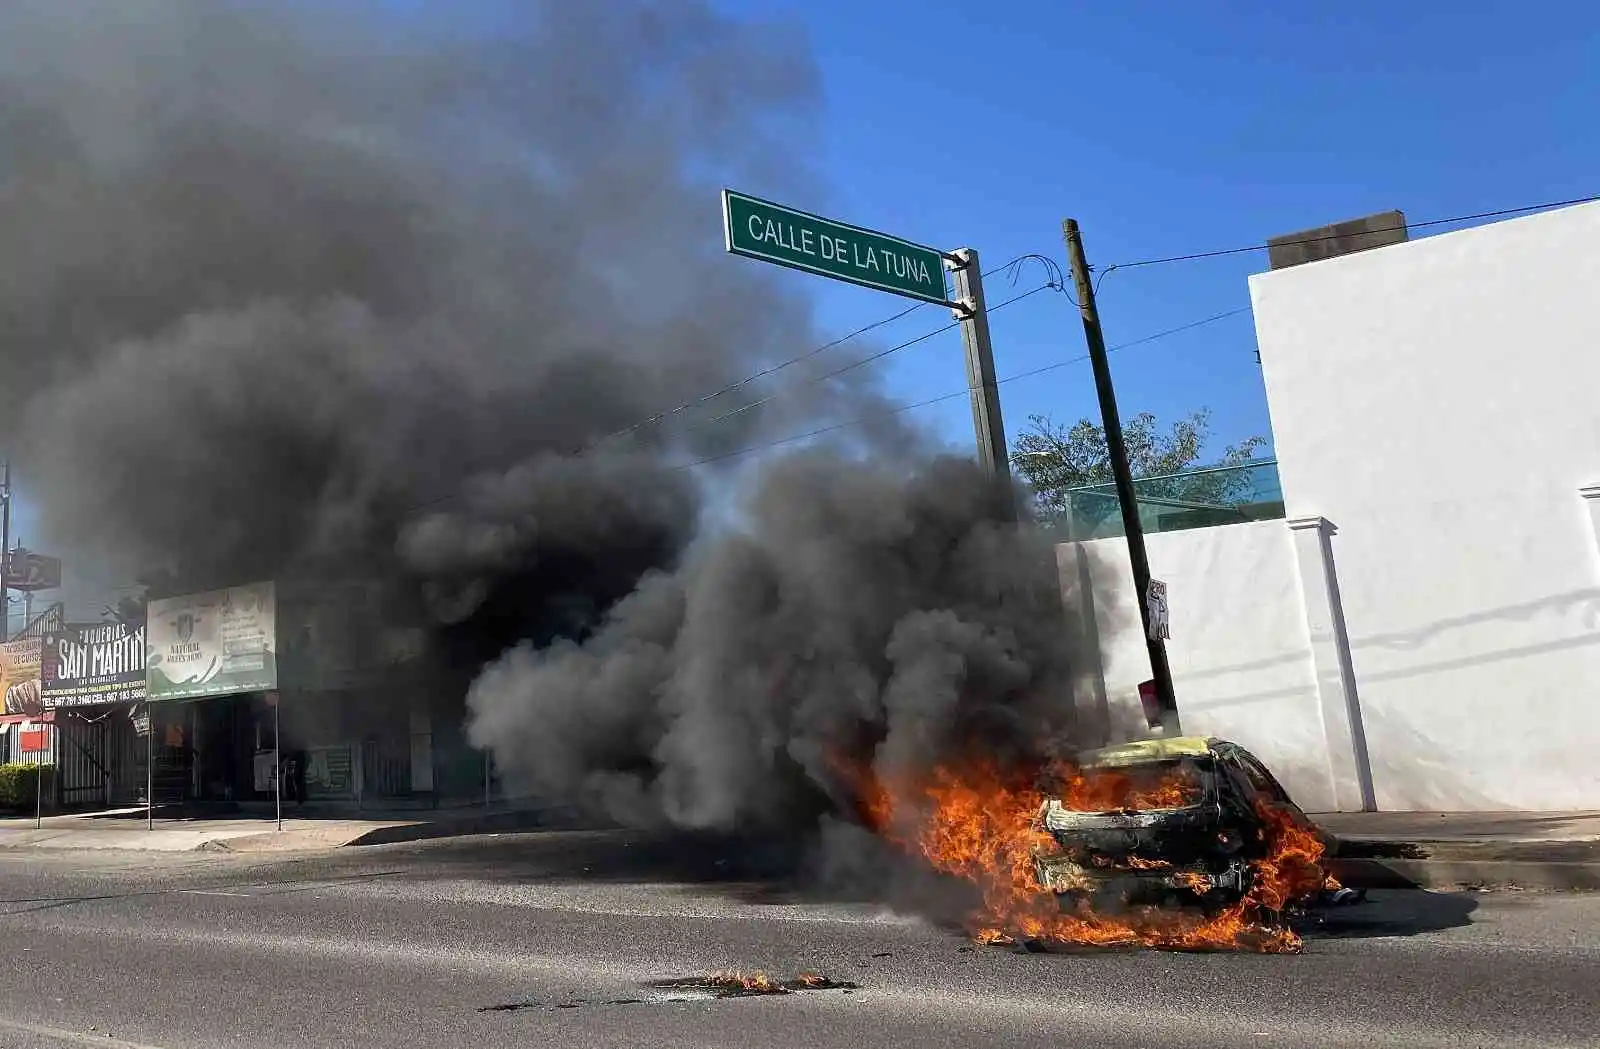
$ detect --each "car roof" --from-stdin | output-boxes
[1077,735,1220,768]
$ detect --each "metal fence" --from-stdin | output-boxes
[1049,459,1286,541]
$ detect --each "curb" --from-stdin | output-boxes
[194,804,586,853]
[1333,857,1600,892]
[1331,838,1600,892]
[339,804,584,848]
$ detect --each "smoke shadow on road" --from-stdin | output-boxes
[1297,888,1479,941]
[366,824,984,918]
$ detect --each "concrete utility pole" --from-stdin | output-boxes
[1,461,10,642]
[948,248,1011,486]
[1061,219,1180,732]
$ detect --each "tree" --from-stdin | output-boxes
[1011,409,1267,523]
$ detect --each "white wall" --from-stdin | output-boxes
[1062,521,1339,812]
[1249,201,1600,810]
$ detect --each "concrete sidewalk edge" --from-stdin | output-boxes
[1333,856,1600,892]
[196,803,584,853]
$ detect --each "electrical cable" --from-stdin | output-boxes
[673,304,1251,471]
[1107,194,1600,271]
[682,282,1058,436]
[589,254,1068,453]
[74,303,1248,603]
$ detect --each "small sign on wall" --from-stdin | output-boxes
[20,729,48,753]
[1146,579,1171,642]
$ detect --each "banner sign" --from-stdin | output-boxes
[3,549,62,591]
[1,638,43,716]
[41,621,148,708]
[146,582,277,701]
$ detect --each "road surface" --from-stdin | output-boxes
[1,829,1597,1048]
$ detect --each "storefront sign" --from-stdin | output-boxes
[146,582,277,701]
[1,638,43,716]
[2,549,62,592]
[42,621,147,708]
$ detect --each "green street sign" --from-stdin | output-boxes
[722,189,950,306]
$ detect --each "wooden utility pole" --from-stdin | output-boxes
[1061,219,1180,731]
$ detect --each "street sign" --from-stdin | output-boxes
[722,189,950,306]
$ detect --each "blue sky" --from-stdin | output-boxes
[709,0,1599,461]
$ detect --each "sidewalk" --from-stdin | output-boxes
[0,801,572,853]
[1315,810,1600,892]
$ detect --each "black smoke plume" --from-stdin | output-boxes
[0,1,1105,830]
[464,450,1095,831]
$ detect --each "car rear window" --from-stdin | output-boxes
[1052,757,1210,812]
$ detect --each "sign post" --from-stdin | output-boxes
[146,706,154,832]
[266,691,281,832]
[19,724,46,829]
[720,190,1010,482]
[1,462,10,642]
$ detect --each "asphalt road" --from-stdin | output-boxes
[1,829,1597,1049]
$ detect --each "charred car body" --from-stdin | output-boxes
[1031,736,1346,913]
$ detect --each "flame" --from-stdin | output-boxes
[1042,764,1204,812]
[704,970,784,993]
[855,757,1326,953]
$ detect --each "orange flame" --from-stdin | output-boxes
[855,758,1325,953]
[704,970,783,993]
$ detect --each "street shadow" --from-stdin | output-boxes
[0,868,407,916]
[360,822,981,911]
[1296,888,1478,941]
[366,827,812,889]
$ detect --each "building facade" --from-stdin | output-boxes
[1064,200,1600,812]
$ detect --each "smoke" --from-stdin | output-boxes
[0,0,896,592]
[466,450,1096,832]
[0,1,1107,837]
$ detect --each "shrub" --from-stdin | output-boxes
[0,763,54,811]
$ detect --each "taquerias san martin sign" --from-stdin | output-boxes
[42,620,148,707]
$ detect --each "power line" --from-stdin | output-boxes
[1106,194,1600,272]
[682,282,1058,436]
[674,304,1251,471]
[85,304,1244,597]
[392,256,1066,520]
[591,254,1067,452]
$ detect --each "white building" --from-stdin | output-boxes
[1065,199,1600,812]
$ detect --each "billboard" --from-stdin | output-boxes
[3,549,62,592]
[1,638,43,715]
[42,621,147,708]
[146,582,277,701]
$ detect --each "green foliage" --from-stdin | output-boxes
[0,762,53,810]
[1012,408,1267,521]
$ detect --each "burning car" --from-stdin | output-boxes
[1031,736,1347,917]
